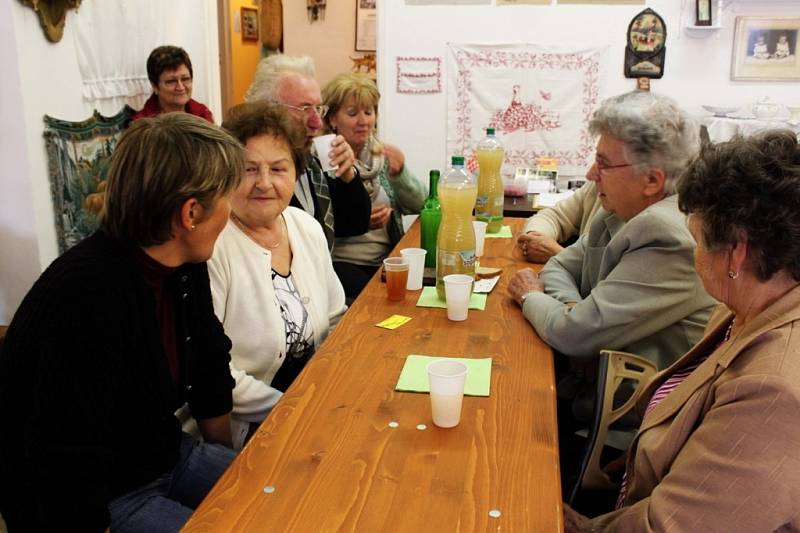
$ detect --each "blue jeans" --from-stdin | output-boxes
[108,433,236,533]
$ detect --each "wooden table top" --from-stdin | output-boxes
[184,217,563,533]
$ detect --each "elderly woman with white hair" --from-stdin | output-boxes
[509,91,715,369]
[508,91,717,493]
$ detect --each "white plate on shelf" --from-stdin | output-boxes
[702,105,740,117]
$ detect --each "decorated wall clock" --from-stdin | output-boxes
[624,8,667,79]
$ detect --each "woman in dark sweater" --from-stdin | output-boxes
[0,113,244,532]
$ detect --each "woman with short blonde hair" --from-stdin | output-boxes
[321,72,425,299]
[0,113,244,531]
[102,113,243,245]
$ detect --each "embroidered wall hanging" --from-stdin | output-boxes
[447,43,604,177]
[397,57,442,94]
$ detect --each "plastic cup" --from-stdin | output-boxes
[313,133,338,172]
[443,274,472,321]
[472,221,488,257]
[400,248,427,290]
[426,359,468,428]
[383,257,409,301]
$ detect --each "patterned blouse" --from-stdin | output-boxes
[269,270,315,392]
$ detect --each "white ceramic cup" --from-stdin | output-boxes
[400,248,427,290]
[443,274,473,321]
[472,221,488,257]
[313,133,338,173]
[426,359,468,428]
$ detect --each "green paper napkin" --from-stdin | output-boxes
[395,355,492,396]
[485,225,513,238]
[416,287,487,310]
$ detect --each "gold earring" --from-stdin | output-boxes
[728,270,738,279]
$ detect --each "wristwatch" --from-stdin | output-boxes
[520,292,534,306]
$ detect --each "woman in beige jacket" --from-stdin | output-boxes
[566,130,800,531]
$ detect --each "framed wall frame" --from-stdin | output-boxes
[695,0,712,26]
[731,17,800,81]
[355,0,376,52]
[241,7,259,42]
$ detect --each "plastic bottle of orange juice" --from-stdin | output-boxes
[436,156,477,300]
[475,128,505,233]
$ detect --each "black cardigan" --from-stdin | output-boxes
[290,153,371,250]
[0,231,234,532]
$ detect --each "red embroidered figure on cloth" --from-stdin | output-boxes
[489,85,560,134]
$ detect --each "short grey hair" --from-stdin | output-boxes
[244,54,316,103]
[588,91,699,195]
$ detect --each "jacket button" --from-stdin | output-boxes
[185,336,191,342]
[182,293,188,299]
[181,275,188,283]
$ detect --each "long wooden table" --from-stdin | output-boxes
[183,217,562,532]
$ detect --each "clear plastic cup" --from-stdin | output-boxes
[426,359,468,428]
[443,274,472,321]
[313,134,338,172]
[383,257,409,301]
[400,248,427,290]
[472,221,488,257]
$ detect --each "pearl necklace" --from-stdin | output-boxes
[232,213,285,250]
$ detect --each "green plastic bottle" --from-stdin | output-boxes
[420,170,441,270]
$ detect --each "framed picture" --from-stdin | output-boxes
[557,0,643,4]
[695,0,711,26]
[731,17,800,81]
[241,7,259,42]
[355,0,376,52]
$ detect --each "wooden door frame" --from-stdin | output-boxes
[217,0,233,115]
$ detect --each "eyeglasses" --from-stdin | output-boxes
[160,76,193,88]
[275,101,329,118]
[594,159,635,176]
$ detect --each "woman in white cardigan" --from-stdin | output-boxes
[211,102,346,449]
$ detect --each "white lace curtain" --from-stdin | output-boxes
[72,0,218,110]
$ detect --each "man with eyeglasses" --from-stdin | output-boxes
[133,45,214,123]
[507,91,716,490]
[244,54,370,252]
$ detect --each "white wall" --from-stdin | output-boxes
[284,0,359,87]
[0,1,221,324]
[377,0,800,180]
[0,1,41,326]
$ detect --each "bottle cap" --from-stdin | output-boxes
[486,128,495,135]
[451,155,465,165]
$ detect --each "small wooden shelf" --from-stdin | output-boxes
[684,25,723,38]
